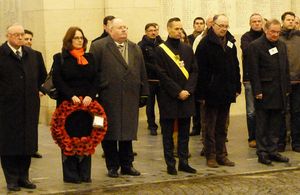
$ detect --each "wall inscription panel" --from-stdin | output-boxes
[162,0,291,35]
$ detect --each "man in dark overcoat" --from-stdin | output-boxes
[89,18,149,178]
[248,19,291,165]
[155,17,198,175]
[195,14,241,168]
[0,23,47,191]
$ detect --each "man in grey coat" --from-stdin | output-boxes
[90,18,149,178]
[0,23,47,191]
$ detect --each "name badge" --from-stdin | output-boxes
[179,61,185,67]
[269,47,278,55]
[227,41,233,48]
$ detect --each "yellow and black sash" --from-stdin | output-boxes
[159,43,189,79]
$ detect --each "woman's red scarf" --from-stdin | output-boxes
[69,48,88,65]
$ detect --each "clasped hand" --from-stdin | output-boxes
[71,95,92,106]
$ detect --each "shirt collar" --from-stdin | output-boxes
[7,42,22,56]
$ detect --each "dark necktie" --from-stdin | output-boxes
[16,51,21,60]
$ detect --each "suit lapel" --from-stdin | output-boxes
[106,37,128,69]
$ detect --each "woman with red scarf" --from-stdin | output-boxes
[52,27,99,183]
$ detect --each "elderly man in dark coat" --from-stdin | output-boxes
[155,17,198,175]
[0,23,47,191]
[248,19,291,165]
[195,14,241,168]
[90,18,149,178]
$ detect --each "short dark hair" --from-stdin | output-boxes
[281,11,295,21]
[249,13,262,22]
[167,17,181,27]
[145,23,157,30]
[62,27,88,51]
[24,29,33,36]
[193,17,205,25]
[103,15,115,25]
[265,18,281,29]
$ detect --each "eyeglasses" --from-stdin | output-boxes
[9,33,25,38]
[214,23,230,29]
[73,36,84,40]
[116,26,128,30]
[147,29,157,33]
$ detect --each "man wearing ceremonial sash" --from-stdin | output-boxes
[155,17,198,175]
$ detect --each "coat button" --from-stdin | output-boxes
[20,76,23,79]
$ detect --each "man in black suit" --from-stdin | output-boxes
[155,17,198,175]
[0,23,47,191]
[248,19,291,165]
[92,15,115,43]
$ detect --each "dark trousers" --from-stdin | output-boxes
[204,103,230,159]
[1,155,31,184]
[290,84,300,148]
[146,81,160,130]
[256,109,282,157]
[192,99,201,133]
[62,153,91,182]
[160,117,190,168]
[101,140,134,171]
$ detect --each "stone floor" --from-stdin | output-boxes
[2,114,300,195]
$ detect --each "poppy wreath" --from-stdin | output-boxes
[50,97,107,156]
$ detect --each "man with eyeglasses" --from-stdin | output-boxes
[248,19,290,165]
[90,18,149,178]
[138,23,164,135]
[195,14,241,168]
[0,23,47,191]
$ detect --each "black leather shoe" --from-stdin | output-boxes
[269,154,289,162]
[277,144,285,152]
[293,146,300,152]
[64,180,82,184]
[258,155,272,165]
[32,152,42,158]
[121,167,141,176]
[167,166,177,175]
[108,169,119,178]
[189,129,200,136]
[150,129,157,135]
[7,183,20,191]
[178,164,197,173]
[17,180,36,189]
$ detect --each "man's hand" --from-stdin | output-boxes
[178,90,190,100]
[39,91,44,98]
[236,93,240,98]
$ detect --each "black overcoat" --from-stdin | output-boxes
[89,36,149,141]
[0,42,47,155]
[155,37,198,119]
[195,29,241,105]
[248,35,291,110]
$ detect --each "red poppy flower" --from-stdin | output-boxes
[51,98,107,156]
